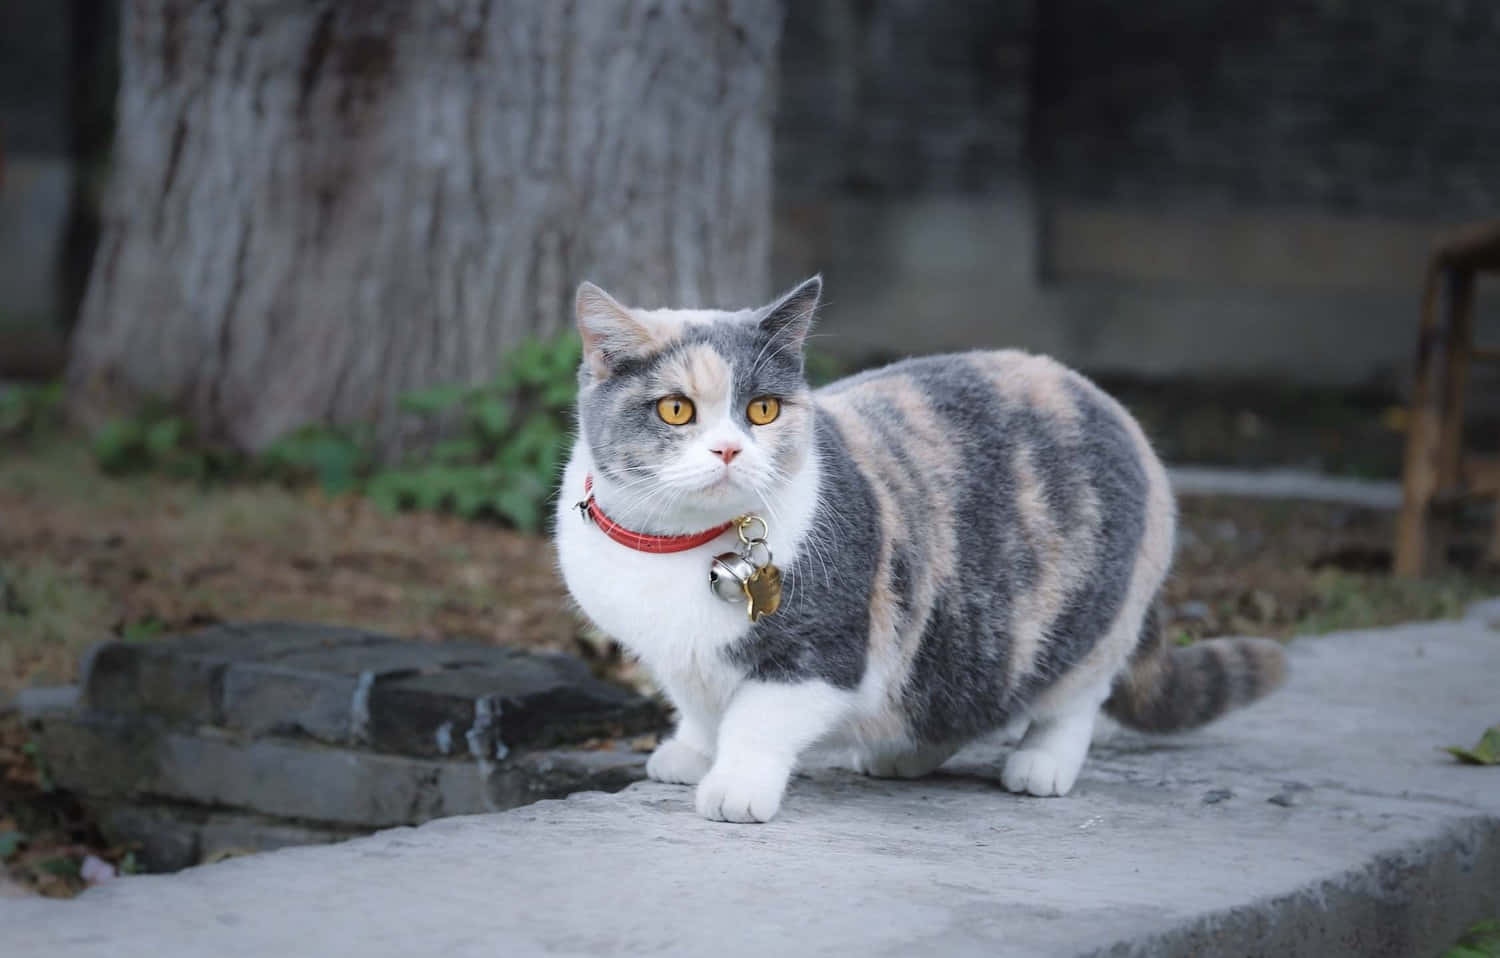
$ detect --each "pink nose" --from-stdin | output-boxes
[711,445,741,464]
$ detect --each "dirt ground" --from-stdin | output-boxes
[2,433,1497,895]
[0,439,584,698]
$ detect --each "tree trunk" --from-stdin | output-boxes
[70,0,781,452]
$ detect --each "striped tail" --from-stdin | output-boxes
[1104,606,1288,733]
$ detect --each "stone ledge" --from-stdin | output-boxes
[81,623,663,755]
[90,802,367,874]
[7,614,1499,957]
[35,709,647,854]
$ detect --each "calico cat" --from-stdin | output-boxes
[554,276,1285,823]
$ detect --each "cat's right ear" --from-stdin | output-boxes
[576,282,656,379]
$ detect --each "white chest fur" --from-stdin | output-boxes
[553,441,822,705]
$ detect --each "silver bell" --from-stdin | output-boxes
[709,551,757,602]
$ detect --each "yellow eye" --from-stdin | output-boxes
[656,396,695,426]
[746,396,781,426]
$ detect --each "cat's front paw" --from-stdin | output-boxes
[695,762,789,823]
[1002,748,1079,797]
[646,739,712,785]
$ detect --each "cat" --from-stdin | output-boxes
[554,276,1285,824]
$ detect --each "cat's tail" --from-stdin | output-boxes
[1103,607,1287,733]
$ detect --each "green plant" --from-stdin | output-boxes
[20,741,54,793]
[120,617,167,643]
[367,333,581,530]
[1443,919,1500,958]
[1297,569,1493,636]
[258,425,371,495]
[0,829,24,861]
[92,402,240,480]
[0,381,64,441]
[1444,725,1500,766]
[803,349,847,388]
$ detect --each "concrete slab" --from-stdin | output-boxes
[1168,466,1403,510]
[6,615,1500,958]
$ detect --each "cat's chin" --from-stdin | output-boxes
[674,478,767,520]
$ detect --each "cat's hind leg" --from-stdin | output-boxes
[850,741,959,779]
[1002,680,1110,797]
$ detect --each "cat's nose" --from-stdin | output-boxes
[710,444,741,464]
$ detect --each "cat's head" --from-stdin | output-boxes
[573,276,821,527]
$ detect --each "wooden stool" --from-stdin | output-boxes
[1394,220,1500,577]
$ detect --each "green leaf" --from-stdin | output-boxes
[468,398,513,440]
[399,383,471,415]
[541,378,578,409]
[144,417,186,457]
[492,484,543,531]
[431,438,483,464]
[0,381,64,438]
[20,739,52,791]
[366,474,409,514]
[92,419,145,473]
[260,427,370,494]
[0,829,25,860]
[1444,726,1500,766]
[122,618,166,642]
[36,855,80,878]
[1442,920,1500,958]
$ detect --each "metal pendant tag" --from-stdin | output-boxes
[744,563,782,621]
[707,514,782,622]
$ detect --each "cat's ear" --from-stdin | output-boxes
[576,282,656,379]
[757,275,821,350]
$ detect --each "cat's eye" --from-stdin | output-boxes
[656,396,695,426]
[746,396,781,426]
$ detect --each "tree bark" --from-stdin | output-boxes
[70,0,781,452]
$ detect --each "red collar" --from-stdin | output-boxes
[578,474,735,554]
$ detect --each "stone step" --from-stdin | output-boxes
[28,623,666,870]
[36,709,647,831]
[81,622,663,755]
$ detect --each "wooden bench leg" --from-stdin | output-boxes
[1395,267,1447,577]
[1436,270,1475,492]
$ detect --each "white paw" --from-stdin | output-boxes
[1002,748,1080,797]
[646,739,712,785]
[695,762,788,823]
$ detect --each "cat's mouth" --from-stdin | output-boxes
[697,472,737,494]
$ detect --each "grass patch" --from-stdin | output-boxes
[1297,569,1495,636]
[0,560,114,695]
[1443,920,1500,958]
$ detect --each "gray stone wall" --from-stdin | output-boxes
[777,0,1032,198]
[774,0,1500,387]
[1034,0,1500,217]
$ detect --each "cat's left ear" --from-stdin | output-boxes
[757,275,821,349]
